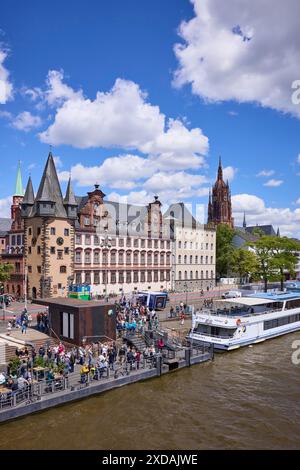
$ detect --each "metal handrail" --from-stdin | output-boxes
[194,307,283,319]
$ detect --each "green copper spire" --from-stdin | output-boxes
[14,160,24,196]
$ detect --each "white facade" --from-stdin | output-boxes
[173,224,216,292]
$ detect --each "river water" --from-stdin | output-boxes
[1,332,300,450]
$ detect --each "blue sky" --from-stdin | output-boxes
[0,0,300,236]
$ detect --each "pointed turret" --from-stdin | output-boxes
[34,152,67,218]
[64,177,78,219]
[21,177,35,217]
[243,212,247,229]
[14,160,24,197]
[217,156,223,180]
[277,227,281,237]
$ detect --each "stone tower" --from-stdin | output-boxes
[207,157,234,228]
[21,152,77,299]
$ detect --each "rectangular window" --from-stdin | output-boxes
[111,272,116,284]
[119,238,124,247]
[64,247,69,255]
[57,250,63,260]
[28,266,32,273]
[51,228,56,235]
[37,246,41,254]
[76,234,82,244]
[85,235,91,245]
[37,266,41,273]
[28,247,32,254]
[50,247,55,255]
[94,272,100,284]
[134,271,139,283]
[64,229,69,237]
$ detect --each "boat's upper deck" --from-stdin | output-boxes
[197,292,300,319]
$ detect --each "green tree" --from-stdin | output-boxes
[231,248,259,283]
[248,236,279,292]
[0,263,13,292]
[216,224,235,278]
[270,237,299,291]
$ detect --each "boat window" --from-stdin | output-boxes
[195,324,237,338]
[285,299,300,310]
[264,313,300,330]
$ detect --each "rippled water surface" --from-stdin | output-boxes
[1,332,300,450]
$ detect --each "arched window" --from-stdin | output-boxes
[60,266,67,274]
[201,270,204,279]
[110,250,117,265]
[119,250,124,265]
[160,252,165,265]
[178,255,182,264]
[84,250,92,264]
[190,271,193,280]
[206,270,209,279]
[154,252,159,265]
[126,250,132,265]
[141,251,146,265]
[184,255,187,264]
[94,250,100,265]
[179,271,182,280]
[196,270,198,279]
[75,250,82,264]
[133,251,139,265]
[184,271,187,280]
[147,252,152,265]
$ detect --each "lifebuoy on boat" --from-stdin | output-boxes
[236,318,241,326]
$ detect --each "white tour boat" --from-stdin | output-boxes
[189,292,300,351]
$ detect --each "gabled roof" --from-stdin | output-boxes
[245,225,276,236]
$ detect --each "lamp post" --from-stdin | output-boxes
[100,229,112,301]
[184,281,188,307]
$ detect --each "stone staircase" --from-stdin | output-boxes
[124,333,147,352]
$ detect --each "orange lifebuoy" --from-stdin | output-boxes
[236,318,241,326]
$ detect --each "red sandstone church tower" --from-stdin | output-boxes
[207,157,234,228]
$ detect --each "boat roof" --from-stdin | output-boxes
[215,292,300,306]
[248,292,300,301]
[215,297,275,306]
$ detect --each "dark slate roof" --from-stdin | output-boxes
[234,228,259,243]
[245,225,276,236]
[0,218,12,237]
[23,176,35,205]
[29,152,67,218]
[64,178,78,206]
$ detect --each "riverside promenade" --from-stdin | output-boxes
[0,343,213,424]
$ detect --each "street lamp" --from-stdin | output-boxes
[100,229,112,300]
[184,281,188,307]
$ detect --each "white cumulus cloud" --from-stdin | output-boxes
[263,179,283,187]
[11,111,42,132]
[0,49,13,104]
[174,0,300,118]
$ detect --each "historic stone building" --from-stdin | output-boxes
[21,154,76,299]
[207,158,234,228]
[0,152,217,299]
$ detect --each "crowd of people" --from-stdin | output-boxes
[115,296,160,336]
[6,309,49,335]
